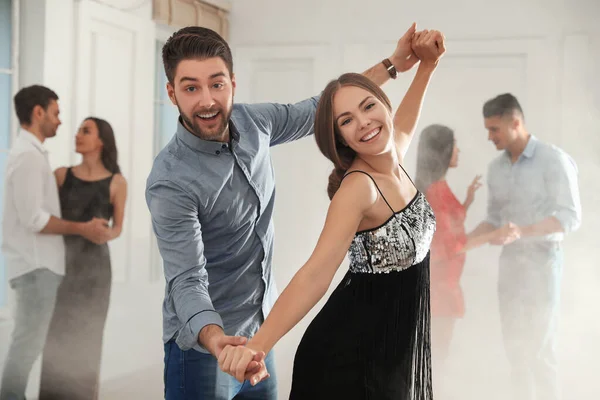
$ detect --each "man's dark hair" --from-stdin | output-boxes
[13,85,59,125]
[162,26,233,84]
[483,93,524,120]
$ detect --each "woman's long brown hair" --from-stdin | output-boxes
[314,73,392,199]
[85,117,121,174]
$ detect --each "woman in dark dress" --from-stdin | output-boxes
[218,30,445,399]
[39,117,127,399]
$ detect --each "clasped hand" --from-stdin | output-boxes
[391,23,446,72]
[217,342,270,386]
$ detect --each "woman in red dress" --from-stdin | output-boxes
[415,124,503,394]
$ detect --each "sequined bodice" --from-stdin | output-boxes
[348,192,436,274]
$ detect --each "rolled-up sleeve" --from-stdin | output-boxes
[546,151,582,234]
[146,180,223,351]
[251,95,321,146]
[10,151,52,232]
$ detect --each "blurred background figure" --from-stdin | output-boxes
[39,117,127,400]
[0,85,64,400]
[469,93,582,400]
[0,87,111,400]
[415,124,510,396]
[0,0,597,399]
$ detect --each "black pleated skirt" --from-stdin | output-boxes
[290,254,433,400]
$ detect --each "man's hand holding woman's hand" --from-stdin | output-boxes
[217,342,270,386]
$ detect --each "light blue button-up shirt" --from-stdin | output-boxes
[485,135,582,243]
[146,97,319,352]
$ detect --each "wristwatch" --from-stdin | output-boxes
[382,58,398,79]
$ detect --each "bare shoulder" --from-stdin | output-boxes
[110,173,128,199]
[54,166,68,176]
[54,166,68,186]
[333,170,379,213]
[112,173,128,187]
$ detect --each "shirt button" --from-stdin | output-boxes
[222,144,227,149]
[215,150,221,155]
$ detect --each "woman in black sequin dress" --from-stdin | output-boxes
[39,117,127,400]
[218,29,445,399]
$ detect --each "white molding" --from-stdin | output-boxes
[91,0,150,10]
[233,44,338,103]
[10,0,19,147]
[74,0,156,283]
[559,33,595,154]
[342,36,556,140]
[1,0,20,314]
[148,25,176,283]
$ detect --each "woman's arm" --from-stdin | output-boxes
[109,173,127,240]
[218,173,378,384]
[435,214,500,256]
[363,23,419,85]
[393,30,445,158]
[53,167,68,187]
[461,230,500,252]
[462,175,482,212]
[429,184,497,258]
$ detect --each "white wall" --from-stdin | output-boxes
[230,1,600,399]
[1,0,598,399]
[17,0,75,167]
[2,1,165,398]
[72,0,164,389]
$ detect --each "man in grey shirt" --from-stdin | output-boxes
[470,93,581,400]
[146,25,424,399]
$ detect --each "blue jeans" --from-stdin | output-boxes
[0,268,62,400]
[164,340,277,400]
[498,242,563,400]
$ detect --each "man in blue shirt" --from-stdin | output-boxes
[146,25,425,399]
[470,93,581,400]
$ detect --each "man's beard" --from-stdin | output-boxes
[178,102,232,142]
[41,117,57,138]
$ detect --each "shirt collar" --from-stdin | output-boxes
[504,134,538,160]
[19,129,48,155]
[175,117,239,156]
[521,135,537,158]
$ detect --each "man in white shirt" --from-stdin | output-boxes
[0,85,111,400]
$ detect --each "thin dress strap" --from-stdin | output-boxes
[398,163,417,190]
[341,170,396,215]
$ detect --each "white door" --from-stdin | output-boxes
[73,0,164,393]
[234,43,340,395]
